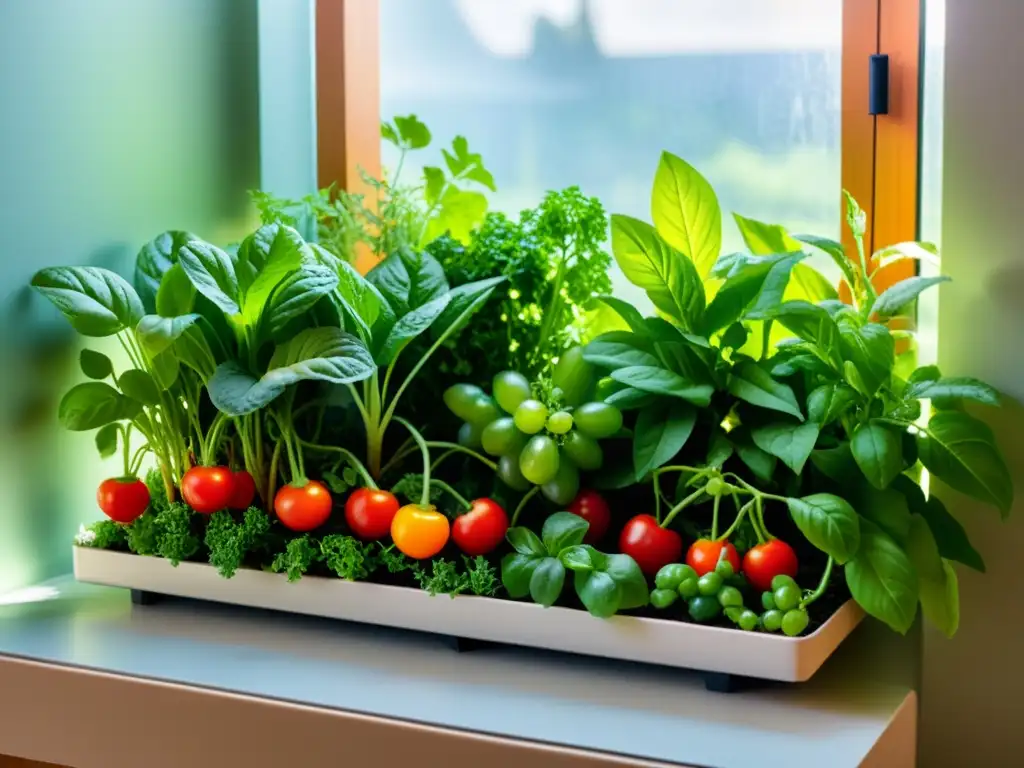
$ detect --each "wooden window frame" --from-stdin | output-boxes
[315,0,921,267]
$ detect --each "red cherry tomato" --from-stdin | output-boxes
[742,539,799,593]
[181,466,234,514]
[345,487,400,540]
[452,498,509,556]
[97,477,150,524]
[275,480,333,532]
[686,539,741,577]
[568,489,611,544]
[618,514,683,577]
[228,470,257,510]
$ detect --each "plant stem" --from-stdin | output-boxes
[510,486,540,527]
[661,487,706,529]
[203,412,230,466]
[717,501,752,541]
[653,472,663,524]
[761,319,774,360]
[801,557,834,608]
[298,440,377,489]
[429,479,470,512]
[424,442,497,471]
[711,493,721,539]
[752,496,768,544]
[129,445,150,477]
[395,417,431,507]
[267,440,283,505]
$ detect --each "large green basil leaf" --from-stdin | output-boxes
[751,421,820,474]
[634,401,696,480]
[730,429,777,484]
[541,512,590,556]
[506,527,546,557]
[871,276,951,318]
[377,293,451,364]
[703,253,801,335]
[789,263,840,302]
[810,443,857,483]
[892,475,985,573]
[429,275,505,340]
[916,410,1013,517]
[208,328,375,416]
[853,486,913,546]
[610,214,705,331]
[786,493,860,564]
[793,233,858,287]
[528,557,567,607]
[845,519,919,634]
[906,376,1000,406]
[134,230,198,312]
[155,262,196,317]
[32,266,145,337]
[118,369,161,406]
[591,295,649,334]
[58,382,140,431]
[758,300,840,358]
[366,247,448,317]
[905,515,959,637]
[263,264,338,340]
[851,423,904,489]
[610,365,713,406]
[650,151,721,278]
[178,240,241,317]
[136,313,202,357]
[727,362,803,419]
[584,331,660,370]
[174,325,218,381]
[838,321,894,395]
[80,349,113,380]
[733,212,802,254]
[604,387,659,410]
[807,383,859,426]
[562,546,649,618]
[501,553,541,598]
[314,246,395,341]
[236,224,309,326]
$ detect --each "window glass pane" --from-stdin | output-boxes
[380,0,844,304]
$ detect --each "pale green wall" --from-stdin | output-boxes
[0,0,264,593]
[920,0,1024,763]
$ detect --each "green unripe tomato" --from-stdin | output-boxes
[762,609,784,632]
[561,431,603,471]
[573,402,623,439]
[771,574,798,592]
[546,411,574,435]
[650,588,678,610]
[443,384,486,421]
[513,399,548,434]
[697,572,724,597]
[655,563,696,591]
[773,584,800,612]
[688,595,721,623]
[552,346,596,407]
[497,454,532,492]
[493,371,532,414]
[481,417,526,457]
[705,476,724,496]
[519,435,560,485]
[677,577,699,599]
[738,610,759,631]
[457,421,484,449]
[761,592,777,611]
[782,609,810,637]
[723,606,745,624]
[718,586,744,608]
[540,459,579,506]
[715,558,735,578]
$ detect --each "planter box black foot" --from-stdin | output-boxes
[702,672,764,693]
[131,589,163,606]
[440,635,496,653]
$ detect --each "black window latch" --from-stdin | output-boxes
[869,54,890,116]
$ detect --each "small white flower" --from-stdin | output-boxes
[74,524,97,546]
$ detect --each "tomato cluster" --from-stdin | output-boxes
[97,466,259,524]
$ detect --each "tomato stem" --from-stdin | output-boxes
[510,486,540,527]
[428,479,470,512]
[710,493,720,540]
[653,472,663,524]
[752,496,768,544]
[800,557,834,609]
[298,440,377,490]
[395,417,431,507]
[660,486,705,529]
[717,500,752,542]
[424,442,497,472]
[267,439,283,506]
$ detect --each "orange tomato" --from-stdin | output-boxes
[391,504,450,559]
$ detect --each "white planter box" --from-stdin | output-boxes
[73,546,863,683]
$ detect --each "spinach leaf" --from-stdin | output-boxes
[134,230,198,312]
[32,266,145,337]
[845,519,919,635]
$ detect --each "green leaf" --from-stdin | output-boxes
[604,387,659,410]
[208,329,375,416]
[604,553,649,610]
[906,514,945,582]
[584,332,660,370]
[634,401,696,479]
[845,519,919,634]
[759,300,840,355]
[423,166,445,206]
[907,376,1000,407]
[135,313,202,357]
[155,262,196,318]
[751,421,820,474]
[430,276,504,341]
[58,382,140,431]
[650,151,722,278]
[727,362,803,419]
[506,527,546,557]
[706,428,734,468]
[591,295,649,335]
[703,253,802,335]
[730,429,777,484]
[559,545,595,572]
[380,120,399,146]
[172,325,217,381]
[852,423,904,489]
[871,276,951,318]
[366,248,448,317]
[315,246,394,340]
[501,553,541,598]
[789,263,840,302]
[541,512,590,556]
[895,478,985,572]
[393,114,431,149]
[235,224,309,326]
[570,548,648,618]
[32,267,145,337]
[149,349,180,390]
[423,186,489,246]
[919,559,959,638]
[95,423,119,459]
[793,234,856,287]
[610,214,705,331]
[810,443,857,483]
[263,264,338,340]
[442,135,496,191]
[720,322,748,351]
[80,349,113,380]
[786,494,861,564]
[574,570,621,618]
[872,241,940,272]
[378,294,451,363]
[844,190,868,239]
[807,383,859,426]
[529,557,566,607]
[917,411,1014,517]
[838,322,894,395]
[178,240,241,317]
[118,369,161,406]
[855,486,913,546]
[610,365,713,406]
[134,230,198,312]
[732,212,802,255]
